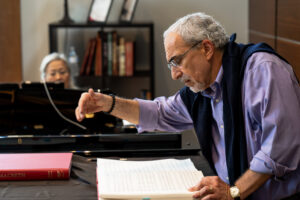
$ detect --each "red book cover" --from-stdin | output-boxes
[94,33,103,76]
[0,153,72,181]
[125,41,134,76]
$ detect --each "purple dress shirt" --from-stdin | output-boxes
[136,52,300,200]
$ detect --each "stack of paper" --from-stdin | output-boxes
[97,158,203,200]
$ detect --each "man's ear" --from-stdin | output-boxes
[201,40,214,60]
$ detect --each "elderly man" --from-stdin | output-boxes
[75,12,300,200]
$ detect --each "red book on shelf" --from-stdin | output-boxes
[0,153,72,181]
[125,41,134,76]
[94,33,103,76]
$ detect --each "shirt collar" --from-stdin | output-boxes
[202,66,223,100]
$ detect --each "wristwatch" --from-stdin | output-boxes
[230,186,240,198]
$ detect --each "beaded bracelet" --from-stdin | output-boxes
[106,94,115,114]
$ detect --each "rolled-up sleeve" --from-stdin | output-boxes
[135,91,194,133]
[250,150,296,178]
[244,53,300,179]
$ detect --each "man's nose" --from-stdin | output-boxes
[171,67,183,80]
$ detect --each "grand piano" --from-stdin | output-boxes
[0,82,212,200]
[0,82,200,157]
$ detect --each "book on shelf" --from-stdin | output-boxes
[118,36,126,76]
[96,158,203,200]
[85,38,97,76]
[79,30,136,77]
[94,32,103,76]
[112,31,119,76]
[80,39,93,76]
[100,31,109,76]
[125,41,134,76]
[0,152,73,181]
[107,32,113,76]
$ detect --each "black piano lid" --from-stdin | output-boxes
[0,82,119,135]
[0,82,188,155]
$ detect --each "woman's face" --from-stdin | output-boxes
[45,59,70,88]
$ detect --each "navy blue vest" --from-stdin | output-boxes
[180,34,288,185]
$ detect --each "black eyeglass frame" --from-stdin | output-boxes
[167,40,203,70]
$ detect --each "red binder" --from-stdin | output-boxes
[0,153,72,181]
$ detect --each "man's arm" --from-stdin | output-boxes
[235,169,271,199]
[75,88,140,124]
[76,89,194,133]
[189,169,271,199]
[110,95,139,124]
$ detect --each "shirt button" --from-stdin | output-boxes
[226,177,229,180]
[220,125,224,129]
[215,99,219,103]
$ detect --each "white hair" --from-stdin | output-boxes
[40,52,68,81]
[163,12,229,49]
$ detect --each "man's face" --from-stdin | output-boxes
[164,32,213,93]
[45,59,70,88]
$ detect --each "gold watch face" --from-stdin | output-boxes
[230,186,240,198]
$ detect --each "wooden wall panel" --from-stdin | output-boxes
[277,0,300,81]
[277,39,300,80]
[0,0,22,83]
[249,0,275,35]
[249,32,275,49]
[277,0,300,41]
[250,0,300,83]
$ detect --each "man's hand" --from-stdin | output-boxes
[189,176,233,200]
[75,88,113,122]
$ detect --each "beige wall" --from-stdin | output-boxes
[21,0,248,97]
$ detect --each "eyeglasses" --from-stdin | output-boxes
[167,40,202,70]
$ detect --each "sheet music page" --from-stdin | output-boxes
[97,158,204,199]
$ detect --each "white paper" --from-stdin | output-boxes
[97,158,204,199]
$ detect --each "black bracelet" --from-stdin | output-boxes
[106,94,115,114]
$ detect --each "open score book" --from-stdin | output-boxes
[97,158,204,200]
